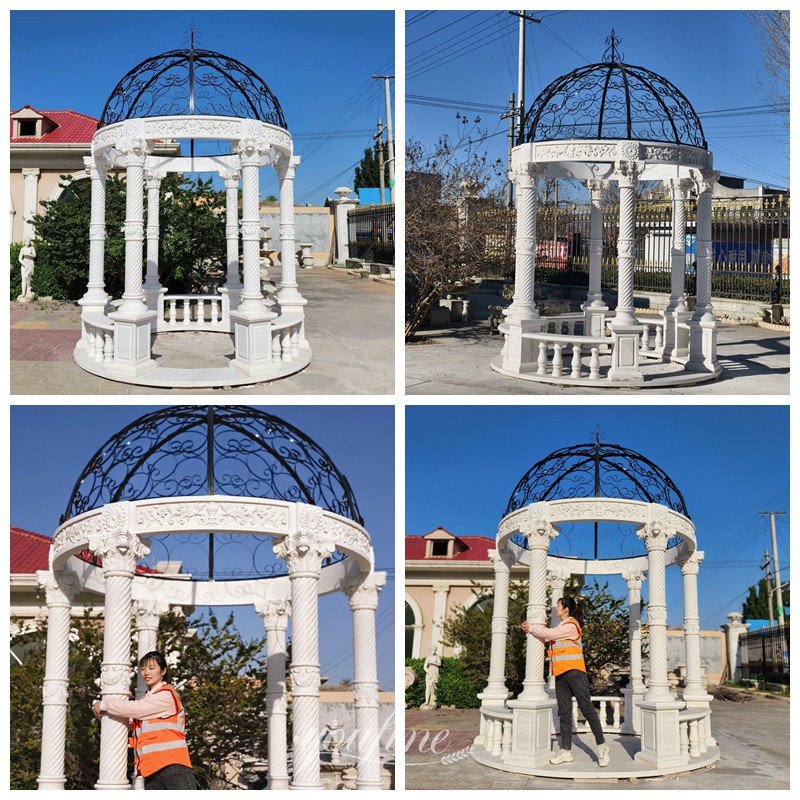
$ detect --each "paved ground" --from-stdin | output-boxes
[11,268,394,395]
[404,695,789,790]
[406,321,789,395]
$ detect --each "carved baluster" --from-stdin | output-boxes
[688,719,700,758]
[86,326,96,357]
[501,719,512,758]
[537,340,548,375]
[281,329,292,362]
[567,320,574,336]
[103,332,114,364]
[599,700,607,730]
[94,329,104,362]
[291,327,299,358]
[590,347,600,380]
[571,344,582,379]
[272,330,282,363]
[169,300,177,326]
[551,342,563,377]
[613,700,621,731]
[655,323,663,350]
[680,720,689,757]
[211,298,219,326]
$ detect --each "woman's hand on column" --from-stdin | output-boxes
[92,700,106,719]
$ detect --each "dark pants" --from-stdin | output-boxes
[555,669,605,750]
[144,763,197,790]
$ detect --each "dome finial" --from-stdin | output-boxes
[603,28,624,63]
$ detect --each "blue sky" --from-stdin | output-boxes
[407,10,789,193]
[406,406,789,630]
[11,10,394,205]
[11,405,395,689]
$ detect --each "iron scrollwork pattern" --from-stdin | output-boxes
[518,30,706,149]
[62,406,363,525]
[98,47,287,129]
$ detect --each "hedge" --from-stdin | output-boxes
[405,656,483,709]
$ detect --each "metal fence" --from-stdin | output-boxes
[348,203,395,264]
[739,624,790,684]
[475,195,790,304]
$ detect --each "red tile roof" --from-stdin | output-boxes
[11,525,161,576]
[406,529,494,562]
[10,106,98,144]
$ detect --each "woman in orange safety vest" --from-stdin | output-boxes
[522,596,610,768]
[93,650,196,790]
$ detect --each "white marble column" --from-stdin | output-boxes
[22,167,40,242]
[609,160,644,382]
[117,142,149,316]
[90,530,150,790]
[478,550,514,706]
[621,570,646,735]
[679,551,705,699]
[143,170,165,314]
[505,517,558,769]
[583,178,609,337]
[276,156,308,346]
[722,612,749,683]
[79,157,109,315]
[36,570,80,790]
[506,164,543,322]
[273,518,335,790]
[219,168,242,311]
[344,572,386,790]
[430,582,450,658]
[635,512,684,768]
[254,598,291,790]
[546,570,569,694]
[235,141,268,316]
[665,178,692,359]
[331,186,358,264]
[688,168,721,372]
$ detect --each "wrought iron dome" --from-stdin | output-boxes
[62,406,362,526]
[518,29,706,149]
[98,37,287,129]
[505,437,689,519]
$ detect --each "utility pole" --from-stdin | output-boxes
[760,511,787,628]
[509,11,542,143]
[760,550,774,627]
[373,75,395,203]
[503,93,516,208]
[374,117,386,205]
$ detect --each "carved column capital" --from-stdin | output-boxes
[144,169,166,190]
[220,168,241,188]
[37,570,80,605]
[133,598,171,630]
[22,167,41,179]
[510,162,547,187]
[83,156,107,181]
[678,549,703,576]
[88,532,149,576]
[690,168,720,195]
[254,598,291,631]
[116,138,149,167]
[667,177,693,199]
[613,159,644,186]
[586,177,609,198]
[273,507,335,578]
[236,139,277,168]
[546,568,571,586]
[520,517,558,550]
[621,570,645,591]
[343,572,385,611]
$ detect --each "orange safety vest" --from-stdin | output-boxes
[548,617,587,677]
[129,684,192,778]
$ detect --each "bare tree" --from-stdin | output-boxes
[405,118,505,341]
[748,10,790,127]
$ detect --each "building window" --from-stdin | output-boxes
[405,602,416,659]
[18,119,38,137]
[431,540,449,557]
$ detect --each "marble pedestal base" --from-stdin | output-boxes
[503,697,557,768]
[634,699,686,769]
[108,309,157,375]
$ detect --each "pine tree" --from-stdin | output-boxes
[742,578,790,622]
[353,142,389,190]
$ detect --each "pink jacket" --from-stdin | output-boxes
[527,620,579,642]
[99,681,177,723]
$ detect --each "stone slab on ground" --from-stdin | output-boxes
[11,269,394,395]
[406,321,789,395]
[404,696,789,790]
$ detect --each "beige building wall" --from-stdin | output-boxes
[260,203,334,266]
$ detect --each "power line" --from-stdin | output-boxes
[407,11,479,47]
[407,12,502,69]
[406,11,436,27]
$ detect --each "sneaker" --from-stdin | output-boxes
[597,743,610,767]
[549,749,574,764]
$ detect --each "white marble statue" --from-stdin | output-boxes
[421,646,442,710]
[17,240,36,302]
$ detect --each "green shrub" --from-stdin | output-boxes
[404,656,482,709]
[10,242,22,300]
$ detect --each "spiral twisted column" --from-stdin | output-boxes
[276,156,308,346]
[667,179,691,314]
[220,169,243,304]
[117,141,149,316]
[679,551,706,700]
[546,570,569,693]
[255,598,291,789]
[133,599,169,699]
[517,520,558,703]
[143,170,165,301]
[692,170,719,321]
[612,160,643,328]
[80,156,109,313]
[478,550,514,705]
[273,522,335,790]
[90,530,150,790]
[506,164,545,321]
[585,178,609,308]
[621,570,646,734]
[236,141,269,315]
[637,521,672,702]
[344,572,386,790]
[36,570,80,790]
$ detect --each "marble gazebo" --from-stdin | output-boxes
[75,42,309,388]
[472,437,720,779]
[495,32,722,388]
[36,406,386,790]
